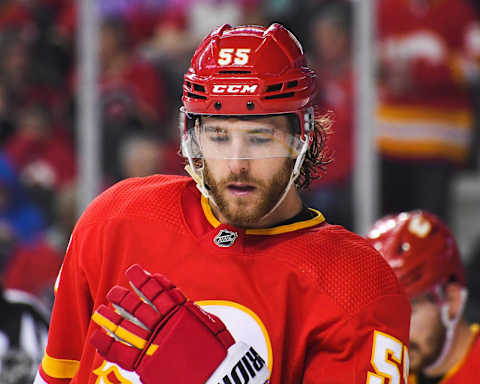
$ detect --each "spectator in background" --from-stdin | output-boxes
[367,211,479,383]
[0,84,15,146]
[302,1,354,229]
[98,18,167,124]
[94,18,169,184]
[0,153,45,244]
[376,0,480,223]
[118,134,162,180]
[4,104,75,224]
[0,153,62,307]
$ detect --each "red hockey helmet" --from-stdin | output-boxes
[182,23,317,138]
[366,211,466,299]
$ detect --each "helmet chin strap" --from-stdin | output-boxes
[257,135,309,223]
[424,287,468,372]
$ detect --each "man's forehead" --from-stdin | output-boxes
[200,115,290,129]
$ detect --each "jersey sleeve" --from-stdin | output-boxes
[35,223,99,383]
[302,293,411,383]
[294,228,411,383]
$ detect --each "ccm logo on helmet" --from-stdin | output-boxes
[212,84,258,94]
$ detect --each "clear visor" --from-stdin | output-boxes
[182,123,305,159]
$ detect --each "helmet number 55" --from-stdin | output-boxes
[218,48,251,65]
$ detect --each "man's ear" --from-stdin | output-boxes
[445,282,467,318]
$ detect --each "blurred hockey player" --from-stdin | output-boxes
[367,211,479,383]
[376,0,480,221]
[35,23,411,383]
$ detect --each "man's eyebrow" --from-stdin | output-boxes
[246,127,274,134]
[202,125,227,132]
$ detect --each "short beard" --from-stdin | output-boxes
[203,159,293,227]
[410,322,447,373]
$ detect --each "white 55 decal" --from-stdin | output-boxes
[367,331,409,384]
[218,48,251,65]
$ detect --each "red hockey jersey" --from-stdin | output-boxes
[35,175,411,383]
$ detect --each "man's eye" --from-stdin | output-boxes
[250,136,272,144]
[209,134,229,142]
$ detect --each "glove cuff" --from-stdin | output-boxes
[206,342,270,384]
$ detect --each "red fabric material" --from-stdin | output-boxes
[441,327,480,383]
[377,0,478,109]
[5,128,76,188]
[3,239,63,297]
[0,3,32,30]
[40,175,410,383]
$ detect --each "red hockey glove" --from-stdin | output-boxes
[90,264,270,384]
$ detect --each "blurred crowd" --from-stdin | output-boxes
[0,0,478,382]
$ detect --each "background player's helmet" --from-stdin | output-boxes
[181,23,317,139]
[366,211,466,300]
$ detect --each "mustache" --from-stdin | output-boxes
[218,174,265,187]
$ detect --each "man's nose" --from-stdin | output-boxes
[228,158,250,175]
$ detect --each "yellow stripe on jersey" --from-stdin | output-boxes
[201,195,325,235]
[41,353,80,379]
[377,105,473,127]
[246,209,325,235]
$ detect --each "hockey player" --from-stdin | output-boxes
[34,24,411,383]
[367,211,479,383]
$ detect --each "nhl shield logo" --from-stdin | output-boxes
[214,229,238,247]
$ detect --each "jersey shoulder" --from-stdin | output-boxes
[282,224,405,314]
[76,174,191,231]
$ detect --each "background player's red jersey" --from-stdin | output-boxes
[409,324,480,384]
[376,0,480,163]
[35,175,410,383]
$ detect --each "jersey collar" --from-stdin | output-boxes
[200,194,325,235]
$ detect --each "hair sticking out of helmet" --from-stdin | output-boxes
[366,210,466,300]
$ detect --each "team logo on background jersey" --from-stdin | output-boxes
[214,229,238,247]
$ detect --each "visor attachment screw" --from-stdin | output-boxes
[246,101,255,110]
[214,101,222,110]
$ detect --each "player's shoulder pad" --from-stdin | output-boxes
[284,225,404,314]
[76,175,191,228]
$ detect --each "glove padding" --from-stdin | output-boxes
[90,264,237,384]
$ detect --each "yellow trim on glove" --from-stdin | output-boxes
[92,311,147,350]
